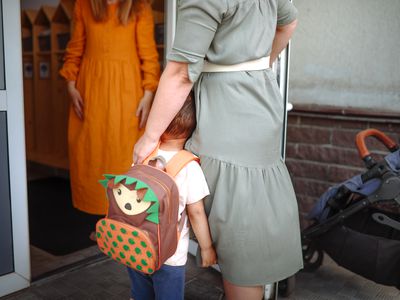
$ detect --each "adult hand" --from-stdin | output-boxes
[133,133,159,164]
[136,90,154,129]
[200,246,218,268]
[67,81,84,120]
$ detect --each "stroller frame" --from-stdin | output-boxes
[279,129,400,297]
[302,160,400,241]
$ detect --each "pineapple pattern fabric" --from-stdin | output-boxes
[97,219,157,274]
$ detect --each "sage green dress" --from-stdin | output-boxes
[168,0,303,285]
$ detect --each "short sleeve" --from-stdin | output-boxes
[175,161,210,206]
[277,0,298,26]
[167,0,227,82]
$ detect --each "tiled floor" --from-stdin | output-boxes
[284,255,400,300]
[30,245,101,280]
[3,252,400,300]
[15,164,399,299]
[27,162,100,280]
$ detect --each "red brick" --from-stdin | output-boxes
[285,144,297,158]
[332,129,359,148]
[369,122,400,134]
[287,115,299,125]
[297,194,317,214]
[297,195,318,229]
[332,127,399,151]
[299,116,338,128]
[326,165,363,183]
[284,112,400,226]
[286,126,331,144]
[286,113,400,228]
[292,177,332,198]
[287,160,329,181]
[338,119,369,130]
[286,144,365,168]
[288,158,376,186]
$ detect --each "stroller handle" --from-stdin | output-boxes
[356,129,399,168]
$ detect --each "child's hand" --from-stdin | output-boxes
[200,246,217,267]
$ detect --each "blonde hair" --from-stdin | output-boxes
[90,0,148,25]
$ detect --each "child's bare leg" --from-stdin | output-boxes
[223,279,264,300]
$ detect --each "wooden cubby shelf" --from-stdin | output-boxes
[23,2,72,170]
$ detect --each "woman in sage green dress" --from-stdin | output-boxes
[134,0,303,298]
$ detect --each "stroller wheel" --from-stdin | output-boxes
[302,244,324,272]
[278,275,296,297]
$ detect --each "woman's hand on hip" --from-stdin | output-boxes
[133,133,159,164]
[67,81,84,120]
[136,90,154,129]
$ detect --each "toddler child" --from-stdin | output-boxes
[128,91,217,300]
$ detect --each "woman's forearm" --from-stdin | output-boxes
[269,19,298,66]
[143,61,193,142]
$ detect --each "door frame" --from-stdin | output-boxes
[0,0,31,297]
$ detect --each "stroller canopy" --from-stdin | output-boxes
[308,149,400,222]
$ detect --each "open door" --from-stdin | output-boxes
[0,0,31,297]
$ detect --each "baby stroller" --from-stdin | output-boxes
[279,128,400,297]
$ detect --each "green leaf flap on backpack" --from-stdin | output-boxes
[98,179,109,188]
[114,175,126,184]
[145,212,159,224]
[125,177,136,185]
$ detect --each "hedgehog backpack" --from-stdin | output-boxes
[96,150,199,274]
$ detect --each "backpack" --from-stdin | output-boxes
[96,150,199,274]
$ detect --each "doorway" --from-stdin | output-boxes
[20,0,167,282]
[21,0,292,281]
[0,0,30,297]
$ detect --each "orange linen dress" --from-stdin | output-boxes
[60,0,160,215]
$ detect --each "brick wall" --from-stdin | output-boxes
[285,111,400,228]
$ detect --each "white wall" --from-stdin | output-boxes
[21,0,59,10]
[290,0,400,113]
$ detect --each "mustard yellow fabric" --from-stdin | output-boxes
[60,0,160,214]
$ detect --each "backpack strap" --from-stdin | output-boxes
[165,150,200,177]
[167,150,199,233]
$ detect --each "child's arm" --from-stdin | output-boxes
[186,199,217,267]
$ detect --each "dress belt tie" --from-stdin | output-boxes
[202,56,270,73]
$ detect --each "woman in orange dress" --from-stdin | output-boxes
[60,0,160,215]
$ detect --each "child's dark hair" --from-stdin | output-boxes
[163,90,196,139]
